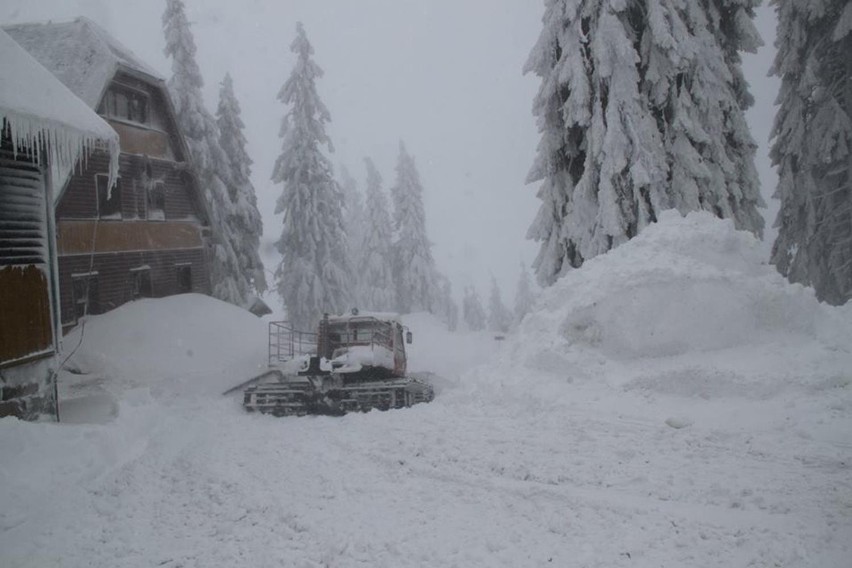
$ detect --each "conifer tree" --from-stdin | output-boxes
[390,141,440,313]
[216,72,267,295]
[513,262,536,326]
[770,0,852,305]
[462,286,486,332]
[487,276,512,333]
[339,164,365,236]
[436,275,460,332]
[339,164,366,306]
[163,0,250,305]
[359,157,396,311]
[525,0,764,286]
[272,23,351,329]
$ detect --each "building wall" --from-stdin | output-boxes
[0,138,58,420]
[57,152,200,221]
[0,357,57,420]
[58,248,209,326]
[55,76,212,330]
[0,265,52,363]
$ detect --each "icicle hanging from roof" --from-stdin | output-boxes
[3,113,120,192]
[0,29,119,188]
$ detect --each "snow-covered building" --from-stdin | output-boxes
[0,28,119,419]
[5,18,212,332]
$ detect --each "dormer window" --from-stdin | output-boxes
[100,85,148,125]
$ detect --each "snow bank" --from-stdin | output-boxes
[478,211,852,399]
[63,294,268,402]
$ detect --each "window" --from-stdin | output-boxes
[72,274,99,320]
[148,181,166,221]
[97,174,122,219]
[100,86,148,124]
[130,267,152,299]
[176,264,192,293]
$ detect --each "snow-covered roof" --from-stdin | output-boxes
[0,28,118,186]
[4,17,162,109]
[327,311,402,325]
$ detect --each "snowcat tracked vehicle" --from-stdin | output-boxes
[241,310,434,416]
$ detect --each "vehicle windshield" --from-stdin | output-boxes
[328,319,393,346]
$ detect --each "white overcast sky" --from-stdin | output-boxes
[1,0,780,301]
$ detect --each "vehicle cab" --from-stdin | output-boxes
[320,310,410,377]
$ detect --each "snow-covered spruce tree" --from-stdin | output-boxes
[487,276,512,333]
[436,275,460,332]
[513,262,536,326]
[390,141,440,313]
[462,286,486,332]
[770,0,852,305]
[525,0,764,286]
[216,72,267,296]
[359,157,396,312]
[272,23,351,330]
[163,0,249,305]
[339,163,366,306]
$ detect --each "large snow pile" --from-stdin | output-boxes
[474,211,852,399]
[62,294,268,404]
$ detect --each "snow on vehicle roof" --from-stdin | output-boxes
[0,28,119,186]
[326,311,402,324]
[4,18,162,109]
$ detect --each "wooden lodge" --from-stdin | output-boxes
[5,18,212,332]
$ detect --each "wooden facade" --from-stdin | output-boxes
[0,138,58,419]
[54,72,211,330]
[3,20,128,421]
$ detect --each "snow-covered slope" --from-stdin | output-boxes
[2,213,851,567]
[474,211,851,400]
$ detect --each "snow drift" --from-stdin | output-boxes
[62,294,268,402]
[474,211,852,399]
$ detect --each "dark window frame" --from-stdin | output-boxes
[96,174,122,219]
[71,273,99,321]
[100,85,149,125]
[147,181,166,221]
[176,264,192,294]
[130,267,153,300]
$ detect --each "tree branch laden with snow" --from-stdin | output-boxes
[770,0,852,305]
[272,23,351,330]
[525,0,764,286]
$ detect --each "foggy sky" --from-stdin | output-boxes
[0,0,780,303]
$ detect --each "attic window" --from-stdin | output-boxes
[100,86,148,125]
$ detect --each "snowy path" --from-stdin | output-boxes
[2,287,851,567]
[2,381,849,567]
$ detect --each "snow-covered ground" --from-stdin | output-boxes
[2,212,851,567]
